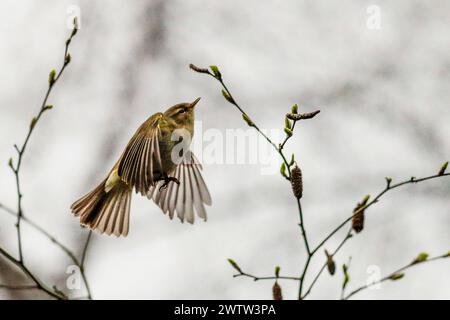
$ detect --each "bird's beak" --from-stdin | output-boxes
[189,97,201,109]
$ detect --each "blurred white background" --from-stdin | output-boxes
[0,0,449,299]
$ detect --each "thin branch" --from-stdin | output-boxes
[190,63,450,300]
[279,119,297,151]
[233,272,300,282]
[0,284,38,291]
[343,253,450,300]
[190,64,313,299]
[0,284,39,291]
[0,202,79,264]
[79,230,93,300]
[311,173,450,256]
[0,246,65,299]
[0,19,79,300]
[297,199,312,299]
[302,228,352,299]
[81,231,92,267]
[0,202,92,299]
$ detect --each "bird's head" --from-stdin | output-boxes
[164,97,200,129]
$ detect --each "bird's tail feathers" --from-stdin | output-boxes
[71,179,132,237]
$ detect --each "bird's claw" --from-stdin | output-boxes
[159,176,180,191]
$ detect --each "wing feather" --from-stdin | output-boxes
[118,113,163,195]
[147,151,211,224]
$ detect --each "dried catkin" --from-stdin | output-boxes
[325,250,336,276]
[291,165,303,199]
[352,195,370,233]
[272,282,283,300]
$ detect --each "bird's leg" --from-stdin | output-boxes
[158,173,180,191]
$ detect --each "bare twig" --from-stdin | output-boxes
[191,63,450,300]
[343,253,449,300]
[302,229,353,299]
[311,173,450,256]
[0,19,80,300]
[233,273,300,282]
[0,246,65,299]
[0,202,92,299]
[190,64,313,298]
[0,284,38,291]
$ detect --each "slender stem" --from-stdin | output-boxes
[79,230,93,299]
[343,253,449,300]
[12,39,70,263]
[233,273,300,281]
[81,231,92,267]
[0,202,92,299]
[190,64,450,300]
[279,121,297,150]
[202,69,312,299]
[0,247,65,299]
[218,79,278,151]
[0,284,38,291]
[0,202,79,264]
[297,199,312,299]
[302,229,352,299]
[311,173,450,256]
[0,21,79,300]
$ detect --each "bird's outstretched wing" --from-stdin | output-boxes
[147,151,212,224]
[117,113,163,195]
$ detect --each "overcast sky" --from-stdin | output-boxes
[0,0,449,299]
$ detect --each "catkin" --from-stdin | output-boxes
[291,165,303,199]
[286,110,320,121]
[352,195,370,233]
[325,250,336,276]
[189,63,210,74]
[272,282,283,300]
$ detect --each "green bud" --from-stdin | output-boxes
[222,89,234,104]
[8,158,13,169]
[342,264,350,290]
[389,273,404,281]
[291,104,298,114]
[65,54,71,65]
[209,65,221,78]
[242,113,254,127]
[227,258,242,273]
[289,153,295,166]
[444,251,450,257]
[438,161,448,175]
[284,127,293,137]
[413,252,429,264]
[43,105,54,111]
[275,266,281,278]
[48,69,56,85]
[280,162,287,179]
[362,195,370,204]
[30,117,37,130]
[285,117,292,130]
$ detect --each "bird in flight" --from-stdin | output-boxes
[71,98,211,237]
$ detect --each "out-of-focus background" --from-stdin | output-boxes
[0,0,449,299]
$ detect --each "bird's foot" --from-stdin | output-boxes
[159,176,180,191]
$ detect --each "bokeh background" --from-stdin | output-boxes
[0,0,449,299]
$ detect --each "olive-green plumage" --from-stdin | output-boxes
[71,98,211,237]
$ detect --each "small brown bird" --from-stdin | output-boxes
[71,98,211,237]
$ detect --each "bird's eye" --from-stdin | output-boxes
[178,108,186,114]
